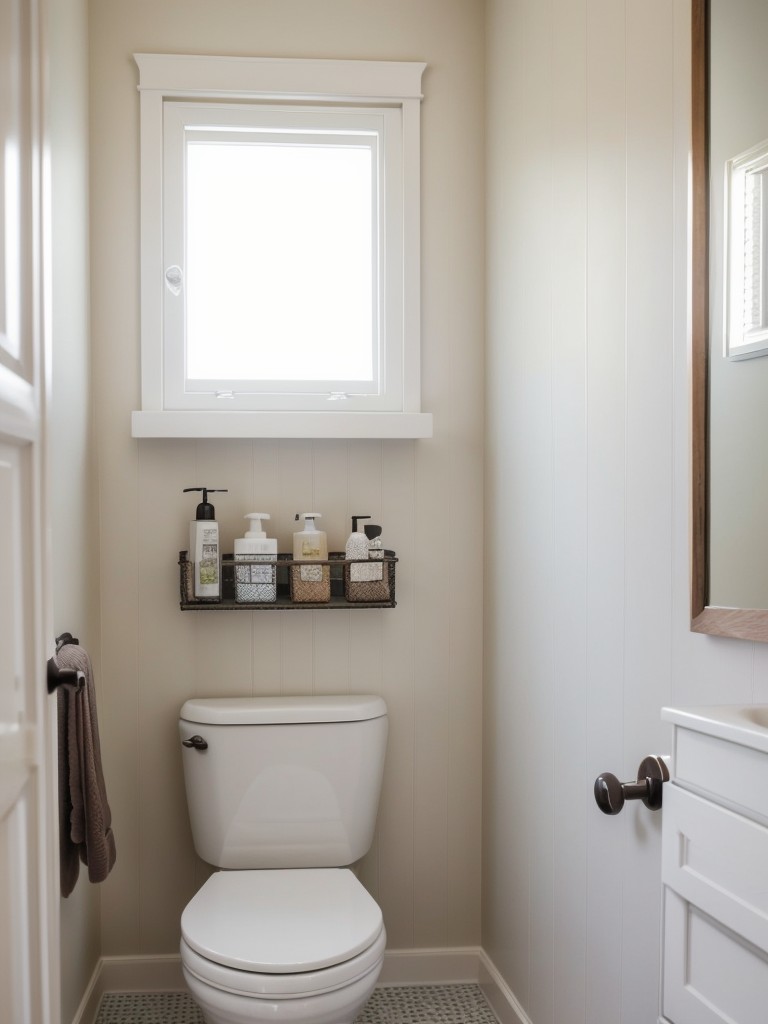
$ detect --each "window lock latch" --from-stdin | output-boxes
[164,265,183,295]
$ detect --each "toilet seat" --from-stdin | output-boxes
[181,868,384,976]
[180,927,386,1000]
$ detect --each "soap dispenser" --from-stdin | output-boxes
[345,515,375,583]
[183,487,228,599]
[291,513,330,603]
[234,513,278,603]
[345,520,390,602]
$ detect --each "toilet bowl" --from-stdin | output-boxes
[178,697,389,1024]
[180,868,386,1024]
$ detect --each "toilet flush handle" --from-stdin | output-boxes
[182,734,208,751]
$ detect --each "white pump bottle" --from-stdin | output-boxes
[234,513,278,602]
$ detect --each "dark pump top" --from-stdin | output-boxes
[183,487,228,521]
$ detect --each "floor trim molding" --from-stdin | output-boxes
[70,948,530,1024]
[378,946,483,986]
[71,956,186,1024]
[478,951,532,1024]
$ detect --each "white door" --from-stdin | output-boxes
[0,0,58,1021]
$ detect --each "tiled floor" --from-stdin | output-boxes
[95,984,499,1024]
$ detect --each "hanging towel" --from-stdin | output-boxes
[56,644,116,898]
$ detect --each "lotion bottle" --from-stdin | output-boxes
[345,515,375,582]
[234,513,278,603]
[345,521,390,601]
[183,487,227,599]
[291,512,330,602]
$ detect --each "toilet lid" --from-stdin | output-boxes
[181,868,383,974]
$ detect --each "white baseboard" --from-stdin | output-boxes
[70,947,530,1024]
[71,955,186,1024]
[378,946,483,986]
[478,951,532,1024]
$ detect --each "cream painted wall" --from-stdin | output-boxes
[53,0,768,1019]
[88,0,484,956]
[484,2,768,1024]
[50,0,101,1019]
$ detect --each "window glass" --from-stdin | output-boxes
[185,132,377,387]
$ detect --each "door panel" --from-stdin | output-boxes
[0,0,57,1021]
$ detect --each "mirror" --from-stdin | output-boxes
[692,0,768,642]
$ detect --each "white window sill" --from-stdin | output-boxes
[131,410,433,439]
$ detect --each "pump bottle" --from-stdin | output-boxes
[345,515,376,582]
[184,487,227,599]
[234,513,278,602]
[291,513,330,602]
[344,519,390,601]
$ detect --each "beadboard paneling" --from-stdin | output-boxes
[485,1,768,1023]
[89,0,484,960]
[483,3,715,1024]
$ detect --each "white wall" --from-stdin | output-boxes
[483,2,768,1023]
[49,0,101,1019]
[88,0,485,958]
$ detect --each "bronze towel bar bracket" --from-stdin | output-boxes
[47,633,85,694]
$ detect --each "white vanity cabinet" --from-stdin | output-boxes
[660,705,768,1024]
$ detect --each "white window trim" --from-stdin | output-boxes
[131,53,432,439]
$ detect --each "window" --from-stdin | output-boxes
[724,138,768,360]
[133,54,431,438]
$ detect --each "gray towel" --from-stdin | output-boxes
[56,644,116,897]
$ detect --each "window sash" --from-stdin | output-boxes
[161,102,404,411]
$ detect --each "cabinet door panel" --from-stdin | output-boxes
[663,889,768,1024]
[662,784,768,954]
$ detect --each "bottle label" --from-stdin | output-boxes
[234,554,276,602]
[300,565,324,582]
[235,554,275,584]
[350,561,383,582]
[296,536,324,581]
[198,541,219,584]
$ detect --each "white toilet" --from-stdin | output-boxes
[178,694,388,1024]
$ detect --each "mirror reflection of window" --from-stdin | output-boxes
[725,139,768,359]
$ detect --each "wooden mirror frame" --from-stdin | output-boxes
[690,0,768,642]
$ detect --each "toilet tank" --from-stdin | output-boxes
[178,695,388,869]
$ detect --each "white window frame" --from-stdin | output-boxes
[132,54,432,439]
[164,103,397,411]
[724,138,768,360]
